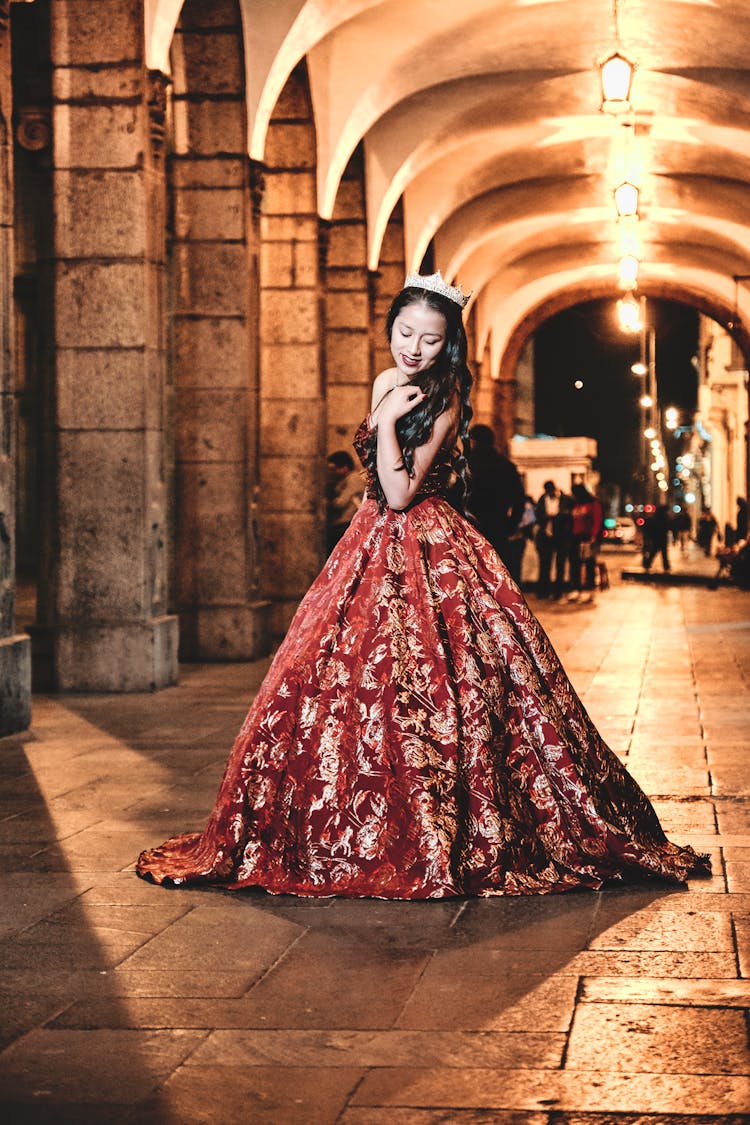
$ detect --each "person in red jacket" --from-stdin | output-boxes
[567,482,603,603]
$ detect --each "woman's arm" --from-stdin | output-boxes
[375,385,458,511]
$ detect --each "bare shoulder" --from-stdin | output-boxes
[371,367,397,409]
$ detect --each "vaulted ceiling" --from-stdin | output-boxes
[146,0,750,370]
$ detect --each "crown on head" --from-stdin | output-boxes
[404,270,471,309]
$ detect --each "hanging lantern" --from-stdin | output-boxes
[599,52,635,113]
[614,181,640,218]
[617,292,642,333]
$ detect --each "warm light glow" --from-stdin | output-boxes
[617,254,639,290]
[640,394,653,407]
[631,361,647,376]
[617,292,642,332]
[658,480,668,491]
[599,52,635,111]
[614,181,640,218]
[644,427,656,440]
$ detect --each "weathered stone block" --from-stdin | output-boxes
[172,316,249,388]
[380,221,406,263]
[327,384,371,431]
[260,216,318,243]
[326,266,369,291]
[173,244,248,317]
[260,399,325,457]
[261,290,319,345]
[332,179,365,221]
[174,461,248,604]
[327,224,367,269]
[261,344,320,397]
[0,634,31,736]
[293,240,319,288]
[326,289,369,330]
[170,156,246,190]
[270,78,312,122]
[54,104,144,170]
[56,348,150,430]
[179,603,271,662]
[172,98,245,158]
[260,241,294,289]
[53,64,142,102]
[262,171,316,216]
[51,0,142,67]
[176,0,239,29]
[260,513,323,599]
[54,616,179,692]
[56,430,152,619]
[263,123,316,171]
[55,262,151,349]
[175,31,244,97]
[175,388,248,464]
[173,188,245,242]
[377,262,406,295]
[326,329,371,383]
[260,455,321,514]
[55,170,147,258]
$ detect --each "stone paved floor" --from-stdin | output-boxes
[1,563,750,1123]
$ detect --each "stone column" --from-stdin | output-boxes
[36,0,178,690]
[258,64,325,637]
[0,0,31,732]
[169,0,269,660]
[472,340,494,426]
[325,146,370,451]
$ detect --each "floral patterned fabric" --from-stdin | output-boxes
[136,419,710,897]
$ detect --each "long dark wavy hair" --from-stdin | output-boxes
[363,286,473,509]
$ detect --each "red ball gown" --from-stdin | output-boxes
[136,418,710,897]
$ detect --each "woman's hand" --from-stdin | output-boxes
[377,382,426,424]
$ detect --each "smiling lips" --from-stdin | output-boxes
[400,354,421,369]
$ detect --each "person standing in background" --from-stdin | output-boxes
[326,450,362,554]
[467,424,525,580]
[534,480,560,598]
[568,482,603,603]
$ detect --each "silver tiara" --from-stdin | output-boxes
[404,270,471,309]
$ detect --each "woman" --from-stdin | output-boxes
[137,273,709,897]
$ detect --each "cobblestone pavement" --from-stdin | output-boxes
[1,573,749,1123]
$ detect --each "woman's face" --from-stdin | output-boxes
[390,301,446,380]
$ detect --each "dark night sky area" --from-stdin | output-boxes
[534,299,699,493]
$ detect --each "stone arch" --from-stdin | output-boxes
[168,0,269,661]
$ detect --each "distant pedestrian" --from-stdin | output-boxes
[643,504,671,572]
[467,424,525,580]
[326,450,362,554]
[696,509,720,557]
[672,508,691,554]
[567,483,603,602]
[534,480,560,598]
[737,497,748,543]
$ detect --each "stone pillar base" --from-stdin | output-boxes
[31,615,179,692]
[0,634,32,736]
[178,602,272,662]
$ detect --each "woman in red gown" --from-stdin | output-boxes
[137,274,709,898]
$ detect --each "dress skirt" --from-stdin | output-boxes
[137,495,709,898]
